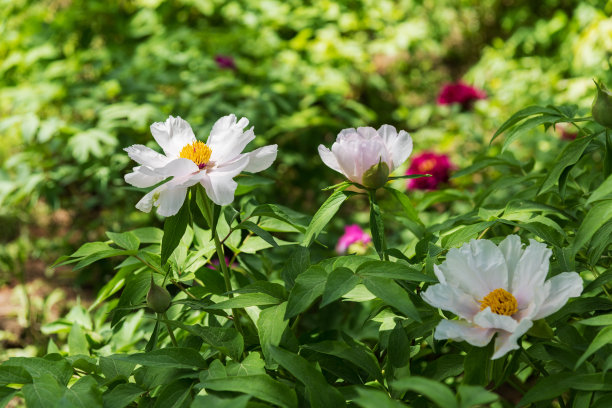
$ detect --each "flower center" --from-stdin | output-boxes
[179,141,212,169]
[419,159,436,172]
[480,288,518,316]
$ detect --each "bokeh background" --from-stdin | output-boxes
[1,0,611,358]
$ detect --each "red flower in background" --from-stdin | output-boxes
[555,123,577,141]
[406,151,452,190]
[437,82,486,109]
[214,55,236,70]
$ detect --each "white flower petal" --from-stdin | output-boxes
[207,115,255,163]
[124,145,172,168]
[243,144,278,173]
[378,125,413,170]
[438,239,508,299]
[150,116,196,157]
[200,155,249,205]
[356,127,379,139]
[155,158,199,177]
[434,320,495,347]
[318,145,344,174]
[124,166,165,188]
[498,235,524,289]
[156,184,189,217]
[473,308,519,332]
[331,132,388,184]
[491,319,533,359]
[421,283,481,320]
[511,239,552,307]
[533,272,583,320]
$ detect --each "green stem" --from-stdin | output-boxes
[368,190,388,261]
[200,193,244,337]
[162,312,178,347]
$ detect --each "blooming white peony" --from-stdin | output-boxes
[422,236,583,359]
[318,125,413,189]
[124,115,277,217]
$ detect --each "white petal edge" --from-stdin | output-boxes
[532,272,583,320]
[150,116,196,158]
[511,239,552,308]
[378,125,413,170]
[434,320,495,347]
[491,319,533,360]
[124,166,165,188]
[200,155,250,205]
[207,115,254,163]
[498,235,524,290]
[124,144,172,168]
[318,144,344,174]
[473,307,519,332]
[243,144,278,173]
[421,283,480,320]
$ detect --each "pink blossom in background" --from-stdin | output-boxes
[555,123,577,141]
[207,256,237,269]
[406,151,452,190]
[336,224,371,254]
[214,55,236,70]
[437,81,486,109]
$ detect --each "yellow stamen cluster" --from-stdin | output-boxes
[179,141,212,168]
[480,288,518,316]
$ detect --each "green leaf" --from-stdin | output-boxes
[341,386,406,408]
[321,267,360,307]
[385,186,424,232]
[0,387,18,408]
[369,191,385,258]
[152,379,193,408]
[99,356,135,381]
[579,314,612,326]
[270,346,346,408]
[226,352,266,376]
[491,105,560,144]
[68,323,89,356]
[58,375,102,408]
[518,373,612,406]
[501,114,561,152]
[539,133,596,195]
[393,376,458,408]
[302,185,354,247]
[303,339,383,383]
[0,365,32,385]
[191,394,251,408]
[164,321,243,361]
[22,374,65,408]
[356,261,436,282]
[575,326,612,368]
[238,220,278,247]
[281,245,310,290]
[388,321,410,368]
[362,276,420,322]
[102,383,145,408]
[572,200,612,255]
[206,293,281,309]
[587,174,612,204]
[106,231,140,251]
[257,302,289,366]
[441,221,495,249]
[199,375,297,408]
[285,265,327,319]
[457,385,498,408]
[161,201,190,266]
[2,355,72,385]
[108,348,207,369]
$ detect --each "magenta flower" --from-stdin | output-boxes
[406,151,452,190]
[207,256,237,269]
[555,123,577,141]
[336,225,372,254]
[214,55,236,70]
[437,82,486,109]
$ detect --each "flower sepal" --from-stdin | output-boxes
[361,159,390,190]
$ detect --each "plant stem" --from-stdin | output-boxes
[200,193,244,337]
[368,189,388,261]
[162,312,178,347]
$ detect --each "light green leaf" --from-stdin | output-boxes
[321,267,360,307]
[199,375,297,408]
[393,376,458,408]
[302,185,354,247]
[362,276,421,322]
[285,265,327,319]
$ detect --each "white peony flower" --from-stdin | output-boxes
[318,125,413,189]
[422,236,583,359]
[124,115,277,217]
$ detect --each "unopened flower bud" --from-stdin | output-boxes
[147,278,171,313]
[592,79,612,129]
[361,160,389,189]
